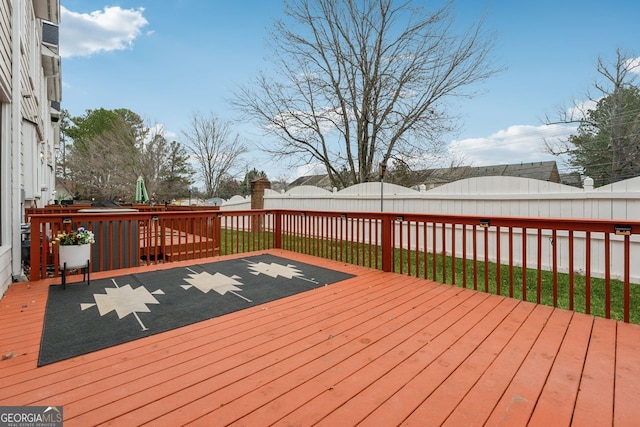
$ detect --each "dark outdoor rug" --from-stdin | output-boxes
[38,254,354,366]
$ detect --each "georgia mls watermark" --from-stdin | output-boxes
[0,406,63,427]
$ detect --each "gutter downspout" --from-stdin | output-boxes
[10,0,25,280]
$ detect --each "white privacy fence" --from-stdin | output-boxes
[222,176,640,282]
[394,221,633,282]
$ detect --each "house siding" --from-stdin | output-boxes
[0,1,10,102]
[0,0,60,297]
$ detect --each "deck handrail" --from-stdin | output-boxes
[26,209,640,322]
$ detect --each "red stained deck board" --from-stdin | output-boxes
[400,300,537,426]
[441,303,554,427]
[313,291,494,427]
[200,283,469,426]
[355,295,515,426]
[614,321,640,425]
[116,273,452,425]
[527,313,594,425]
[4,273,355,402]
[69,272,419,425]
[484,309,574,426]
[45,271,385,423]
[571,317,616,427]
[264,286,476,427]
[0,249,637,427]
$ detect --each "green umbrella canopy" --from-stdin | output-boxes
[135,175,149,203]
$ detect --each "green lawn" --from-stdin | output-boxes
[393,248,640,324]
[218,228,640,324]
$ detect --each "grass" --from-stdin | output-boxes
[395,248,640,324]
[217,228,640,324]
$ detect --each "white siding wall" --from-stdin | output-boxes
[0,0,10,102]
[0,0,14,297]
[0,0,60,297]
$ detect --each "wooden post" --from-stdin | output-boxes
[274,211,282,249]
[29,216,42,281]
[381,214,392,272]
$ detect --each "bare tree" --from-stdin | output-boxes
[66,113,139,200]
[64,109,195,202]
[181,112,247,198]
[546,50,640,185]
[138,127,194,201]
[233,0,499,188]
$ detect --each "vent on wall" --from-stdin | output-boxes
[42,22,59,46]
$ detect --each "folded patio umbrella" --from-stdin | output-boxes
[135,175,150,203]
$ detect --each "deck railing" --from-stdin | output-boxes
[27,209,640,322]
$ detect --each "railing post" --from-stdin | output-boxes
[29,216,42,281]
[212,214,220,256]
[624,233,630,323]
[274,211,282,249]
[381,214,392,272]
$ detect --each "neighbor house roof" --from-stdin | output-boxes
[289,161,562,190]
[288,174,333,189]
[415,161,561,186]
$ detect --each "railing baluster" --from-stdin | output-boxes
[462,224,467,288]
[224,216,229,255]
[423,221,428,280]
[350,217,355,264]
[100,220,107,271]
[441,222,446,284]
[508,227,514,298]
[237,215,247,252]
[357,218,362,266]
[339,216,344,262]
[624,233,630,323]
[483,225,489,293]
[451,223,456,286]
[367,219,372,268]
[398,218,404,275]
[522,227,527,302]
[320,216,326,259]
[375,218,380,270]
[415,220,420,278]
[496,226,501,296]
[605,233,611,319]
[537,229,542,304]
[330,216,334,260]
[304,215,308,255]
[552,229,558,307]
[408,220,413,276]
[432,222,437,281]
[473,224,478,291]
[569,230,574,311]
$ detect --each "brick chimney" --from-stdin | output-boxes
[250,177,271,210]
[250,177,271,232]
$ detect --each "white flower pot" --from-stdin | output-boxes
[59,244,91,270]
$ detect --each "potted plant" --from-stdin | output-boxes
[53,226,95,270]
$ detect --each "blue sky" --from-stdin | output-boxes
[59,0,639,181]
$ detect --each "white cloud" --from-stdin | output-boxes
[60,6,149,58]
[294,163,326,178]
[626,57,640,75]
[448,124,576,167]
[566,99,598,121]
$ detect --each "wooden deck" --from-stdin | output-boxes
[1,250,639,426]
